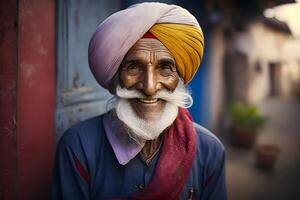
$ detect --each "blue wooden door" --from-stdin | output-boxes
[55,0,121,141]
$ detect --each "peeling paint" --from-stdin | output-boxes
[39,46,48,55]
[0,81,16,95]
[73,72,80,88]
[21,62,36,80]
[36,34,42,43]
[25,10,33,16]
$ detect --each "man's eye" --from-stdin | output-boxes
[127,65,138,70]
[124,64,141,75]
[160,65,173,71]
[159,65,176,77]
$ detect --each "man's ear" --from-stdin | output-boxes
[108,73,119,94]
[175,65,183,81]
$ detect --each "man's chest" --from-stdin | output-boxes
[88,147,204,200]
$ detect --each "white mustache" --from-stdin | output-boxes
[115,81,193,108]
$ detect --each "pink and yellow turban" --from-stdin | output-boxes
[88,2,204,89]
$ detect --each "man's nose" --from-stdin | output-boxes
[139,67,160,96]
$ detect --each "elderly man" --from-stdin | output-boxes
[52,2,227,200]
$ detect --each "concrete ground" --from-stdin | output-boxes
[224,97,300,200]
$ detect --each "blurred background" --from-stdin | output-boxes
[1,0,300,199]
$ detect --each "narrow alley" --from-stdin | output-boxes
[226,97,300,200]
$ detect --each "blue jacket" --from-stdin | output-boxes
[51,114,227,200]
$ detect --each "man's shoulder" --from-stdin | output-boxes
[60,114,106,146]
[194,123,224,146]
[193,122,225,155]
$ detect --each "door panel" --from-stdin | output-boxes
[56,0,121,141]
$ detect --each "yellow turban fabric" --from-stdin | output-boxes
[149,24,204,84]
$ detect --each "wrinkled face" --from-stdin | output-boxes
[119,38,180,120]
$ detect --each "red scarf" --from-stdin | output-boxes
[130,108,196,200]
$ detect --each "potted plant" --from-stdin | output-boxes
[255,144,280,170]
[227,101,267,148]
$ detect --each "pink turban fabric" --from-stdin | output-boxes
[88,2,201,89]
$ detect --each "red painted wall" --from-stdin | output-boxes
[0,1,18,199]
[17,0,56,199]
[0,0,56,199]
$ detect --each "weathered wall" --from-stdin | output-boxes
[0,1,18,199]
[229,21,297,104]
[0,0,56,199]
[208,27,226,132]
[17,0,56,199]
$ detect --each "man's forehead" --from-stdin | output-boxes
[130,38,170,52]
[126,38,175,59]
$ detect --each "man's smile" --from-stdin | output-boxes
[137,98,159,104]
[128,98,166,120]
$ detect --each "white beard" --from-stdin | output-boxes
[115,98,179,144]
[113,80,193,144]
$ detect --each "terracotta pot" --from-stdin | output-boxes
[256,144,280,169]
[232,127,258,148]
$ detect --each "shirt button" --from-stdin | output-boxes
[135,184,144,190]
[139,184,144,189]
